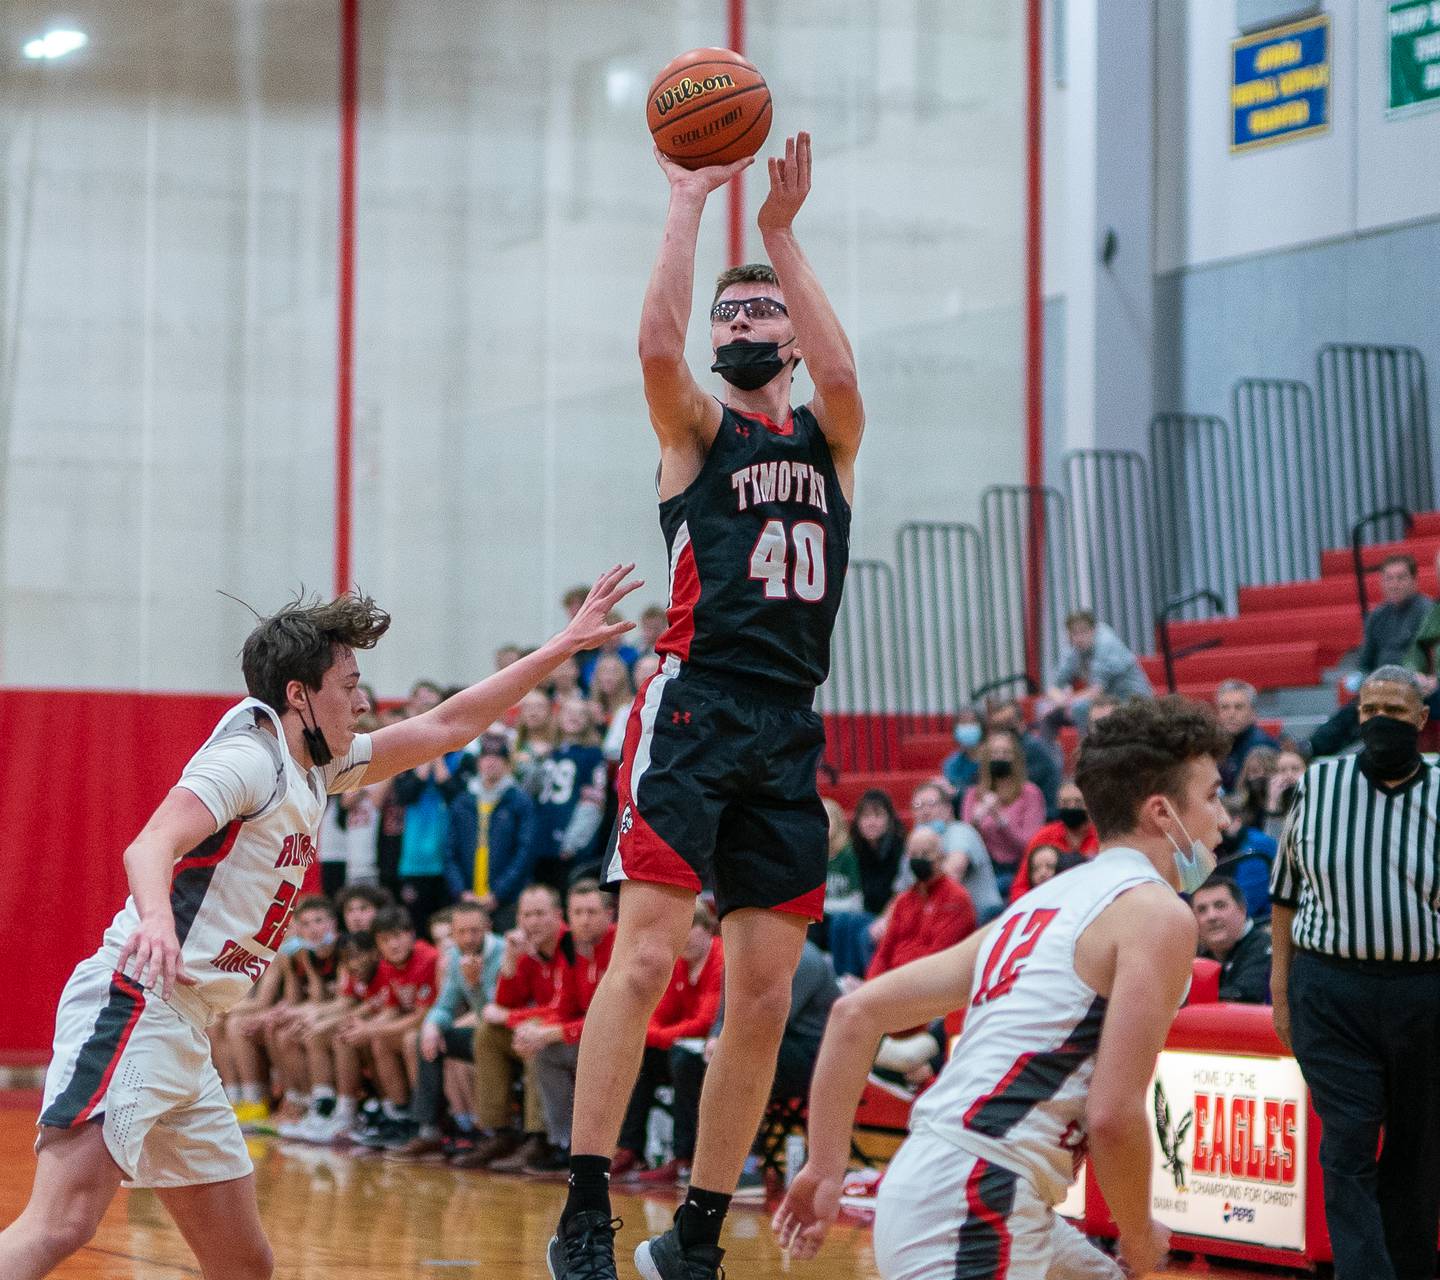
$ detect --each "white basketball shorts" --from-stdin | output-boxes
[37,955,252,1189]
[873,1128,1121,1280]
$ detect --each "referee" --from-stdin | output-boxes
[1270,666,1440,1280]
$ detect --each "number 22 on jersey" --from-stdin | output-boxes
[748,518,827,602]
[972,908,1059,1007]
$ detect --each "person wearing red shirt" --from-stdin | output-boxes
[334,906,438,1146]
[867,829,976,1083]
[518,879,617,1174]
[1009,780,1100,902]
[455,883,567,1170]
[612,902,724,1178]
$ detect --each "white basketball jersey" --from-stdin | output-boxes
[96,698,371,1026]
[908,847,1172,1204]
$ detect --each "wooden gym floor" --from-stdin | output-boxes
[0,1096,1253,1278]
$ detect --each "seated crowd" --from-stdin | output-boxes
[212,595,1310,1185]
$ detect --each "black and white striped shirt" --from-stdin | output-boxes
[1271,755,1440,963]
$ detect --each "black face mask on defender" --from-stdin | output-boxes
[300,690,334,767]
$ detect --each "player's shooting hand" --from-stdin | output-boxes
[119,916,197,1001]
[560,565,643,656]
[757,132,812,233]
[1118,1218,1170,1277]
[772,1163,843,1261]
[655,146,754,196]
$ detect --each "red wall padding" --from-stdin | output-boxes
[0,688,240,1057]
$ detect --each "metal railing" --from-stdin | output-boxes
[1149,413,1241,616]
[1231,378,1330,585]
[1157,590,1224,694]
[895,521,993,729]
[1351,506,1414,620]
[1316,344,1433,544]
[1061,449,1157,655]
[816,559,905,773]
[980,485,1076,692]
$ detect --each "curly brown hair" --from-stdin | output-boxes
[241,590,390,714]
[1074,696,1229,839]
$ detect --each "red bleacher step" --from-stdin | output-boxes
[1163,604,1362,668]
[1412,512,1440,537]
[1139,641,1321,691]
[897,732,958,770]
[1319,535,1440,579]
[1239,569,1437,614]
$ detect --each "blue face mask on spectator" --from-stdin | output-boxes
[954,723,982,749]
[923,819,947,835]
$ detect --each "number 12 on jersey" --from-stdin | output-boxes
[749,519,827,603]
[972,908,1059,1007]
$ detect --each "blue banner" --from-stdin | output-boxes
[1231,15,1331,152]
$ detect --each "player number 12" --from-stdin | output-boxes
[748,519,826,603]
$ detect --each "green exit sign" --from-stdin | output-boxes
[1389,0,1440,115]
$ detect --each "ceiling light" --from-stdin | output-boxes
[23,29,88,61]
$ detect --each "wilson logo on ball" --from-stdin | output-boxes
[652,74,737,118]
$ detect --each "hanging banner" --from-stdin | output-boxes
[1389,1,1440,115]
[1148,1050,1307,1251]
[1231,14,1331,152]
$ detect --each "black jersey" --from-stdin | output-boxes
[655,403,851,694]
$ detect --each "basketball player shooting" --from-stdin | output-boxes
[774,697,1229,1280]
[547,131,864,1280]
[0,565,639,1280]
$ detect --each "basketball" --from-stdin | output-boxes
[647,48,772,170]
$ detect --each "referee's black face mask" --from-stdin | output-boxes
[1359,714,1421,779]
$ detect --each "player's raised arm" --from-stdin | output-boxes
[638,150,750,445]
[361,566,641,785]
[757,132,864,467]
[772,926,991,1260]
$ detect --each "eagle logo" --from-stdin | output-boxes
[1153,1078,1194,1192]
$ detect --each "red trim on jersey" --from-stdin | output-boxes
[172,819,242,878]
[963,1047,1035,1130]
[657,541,700,662]
[733,407,794,436]
[964,1158,1014,1279]
[74,973,146,1126]
[770,884,825,922]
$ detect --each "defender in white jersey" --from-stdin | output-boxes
[775,697,1230,1280]
[0,566,640,1280]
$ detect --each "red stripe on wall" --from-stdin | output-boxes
[727,0,746,267]
[334,0,360,597]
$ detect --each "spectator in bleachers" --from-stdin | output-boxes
[643,939,839,1191]
[1216,678,1280,792]
[1309,555,1431,757]
[1087,690,1119,725]
[820,798,864,917]
[908,782,1002,922]
[939,706,982,795]
[636,604,669,659]
[587,654,635,733]
[984,697,1062,816]
[612,901,724,1179]
[334,731,384,886]
[850,789,906,916]
[1213,793,1276,920]
[374,707,410,897]
[454,884,566,1169]
[1192,876,1272,1004]
[1235,744,1279,829]
[1261,747,1307,840]
[224,952,286,1128]
[494,642,523,672]
[268,897,343,1128]
[342,907,440,1148]
[1043,609,1153,734]
[1407,548,1440,693]
[1008,843,1086,904]
[393,739,471,929]
[867,828,976,981]
[961,730,1046,890]
[386,899,504,1158]
[514,690,559,773]
[522,879,618,1174]
[530,697,608,890]
[336,882,391,938]
[445,730,538,932]
[1019,778,1099,862]
[548,653,583,702]
[604,654,660,763]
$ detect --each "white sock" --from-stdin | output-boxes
[381,1099,406,1121]
[311,1085,336,1104]
[240,1083,265,1105]
[335,1095,357,1121]
[284,1090,306,1107]
[225,1084,243,1104]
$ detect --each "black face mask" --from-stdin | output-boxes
[989,759,1014,781]
[1359,714,1421,780]
[908,856,936,883]
[1216,829,1243,856]
[1278,782,1298,812]
[1057,806,1088,830]
[711,340,788,391]
[301,693,334,767]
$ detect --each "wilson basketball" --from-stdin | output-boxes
[647,48,772,170]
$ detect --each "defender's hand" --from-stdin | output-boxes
[558,565,642,657]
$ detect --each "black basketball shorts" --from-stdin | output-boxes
[601,655,828,920]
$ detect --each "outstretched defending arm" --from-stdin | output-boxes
[361,566,641,785]
[757,133,864,469]
[638,150,751,447]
